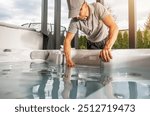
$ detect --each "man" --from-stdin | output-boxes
[64,0,119,67]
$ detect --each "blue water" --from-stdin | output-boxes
[0,61,150,99]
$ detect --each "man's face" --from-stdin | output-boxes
[75,3,89,20]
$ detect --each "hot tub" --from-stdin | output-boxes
[0,22,43,49]
[0,49,150,99]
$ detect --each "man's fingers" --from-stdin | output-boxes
[100,49,112,62]
[99,51,103,61]
[105,50,112,62]
[67,64,74,67]
[67,61,75,67]
[108,50,113,59]
[102,49,110,62]
[105,49,111,62]
[102,50,107,62]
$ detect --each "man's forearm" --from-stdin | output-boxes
[105,24,119,49]
[64,38,72,61]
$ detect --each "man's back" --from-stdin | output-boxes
[68,2,110,42]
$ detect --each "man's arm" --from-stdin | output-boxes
[100,15,119,62]
[64,32,75,67]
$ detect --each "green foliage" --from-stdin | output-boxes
[113,30,150,49]
[122,31,129,48]
[143,29,150,48]
[137,29,144,48]
[113,31,129,49]
[143,13,150,48]
[78,35,87,49]
[113,31,122,49]
[117,31,123,48]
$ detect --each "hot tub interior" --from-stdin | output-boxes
[0,49,150,99]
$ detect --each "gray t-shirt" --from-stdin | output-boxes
[68,2,110,42]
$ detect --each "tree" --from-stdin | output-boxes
[113,31,122,49]
[78,35,87,49]
[145,13,150,30]
[143,29,150,48]
[122,31,129,48]
[117,31,123,49]
[137,29,144,48]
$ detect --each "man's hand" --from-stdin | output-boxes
[66,59,75,67]
[100,15,118,62]
[99,48,112,62]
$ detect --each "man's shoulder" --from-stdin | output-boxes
[90,2,104,8]
[89,2,105,14]
[70,18,79,23]
[69,18,80,29]
[70,18,80,26]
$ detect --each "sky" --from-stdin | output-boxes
[0,0,150,30]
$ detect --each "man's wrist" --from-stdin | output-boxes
[104,46,111,50]
[65,56,72,61]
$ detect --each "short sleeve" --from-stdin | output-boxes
[67,19,78,34]
[95,3,110,20]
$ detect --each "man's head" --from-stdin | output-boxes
[67,0,89,20]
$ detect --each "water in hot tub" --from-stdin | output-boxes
[0,61,150,99]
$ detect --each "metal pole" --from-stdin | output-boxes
[128,0,137,48]
[54,0,61,49]
[41,0,48,35]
